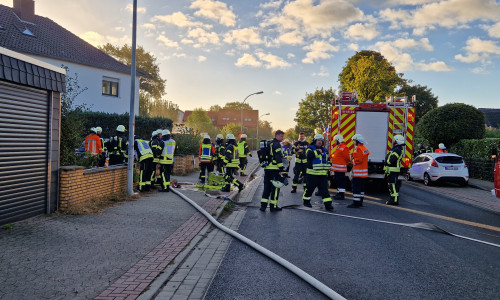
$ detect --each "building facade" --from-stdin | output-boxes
[182,109,259,129]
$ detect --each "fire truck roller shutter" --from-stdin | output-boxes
[355,111,390,163]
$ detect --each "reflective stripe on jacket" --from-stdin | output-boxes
[293,140,309,163]
[224,144,239,168]
[159,139,176,164]
[352,144,369,178]
[330,142,350,172]
[84,134,102,155]
[306,145,330,176]
[384,144,403,173]
[265,138,284,170]
[199,143,214,162]
[237,141,249,158]
[136,139,154,162]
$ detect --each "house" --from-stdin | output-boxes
[479,108,500,129]
[0,0,140,115]
[182,109,259,130]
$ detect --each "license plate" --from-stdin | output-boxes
[445,166,457,170]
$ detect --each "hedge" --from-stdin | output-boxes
[449,138,500,182]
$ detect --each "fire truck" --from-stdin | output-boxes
[329,91,416,181]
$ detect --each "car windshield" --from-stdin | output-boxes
[435,156,463,164]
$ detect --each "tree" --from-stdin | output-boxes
[284,128,298,141]
[397,84,438,123]
[416,103,485,148]
[221,123,242,137]
[209,104,222,111]
[98,43,166,116]
[149,99,179,122]
[339,50,405,102]
[295,88,335,134]
[186,108,218,137]
[223,102,253,110]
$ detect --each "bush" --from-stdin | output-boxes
[449,138,500,159]
[174,133,200,155]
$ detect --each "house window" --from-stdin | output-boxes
[222,117,229,121]
[211,118,215,122]
[244,118,252,121]
[102,78,119,97]
[233,118,237,121]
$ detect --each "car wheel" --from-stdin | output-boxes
[424,173,432,186]
[406,173,413,181]
[460,180,468,187]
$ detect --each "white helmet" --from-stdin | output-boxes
[152,130,158,137]
[334,134,344,142]
[95,126,102,133]
[116,125,126,132]
[283,138,290,143]
[162,129,170,135]
[439,143,446,149]
[90,127,96,133]
[352,133,364,143]
[314,134,324,140]
[216,133,224,139]
[271,175,288,188]
[226,133,235,140]
[394,135,405,145]
[204,134,210,139]
[241,134,247,138]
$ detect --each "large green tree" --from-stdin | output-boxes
[397,84,438,123]
[417,103,485,148]
[186,108,218,137]
[149,99,179,122]
[223,102,253,110]
[339,50,405,102]
[99,43,166,116]
[295,88,335,134]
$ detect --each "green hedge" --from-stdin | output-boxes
[449,138,500,159]
[79,111,173,140]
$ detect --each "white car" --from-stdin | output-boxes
[408,153,469,186]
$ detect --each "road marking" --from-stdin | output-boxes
[364,199,500,233]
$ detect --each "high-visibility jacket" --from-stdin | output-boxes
[224,143,239,168]
[265,138,284,170]
[293,140,309,163]
[199,143,215,163]
[330,142,350,172]
[134,139,154,162]
[159,138,176,164]
[306,145,330,176]
[150,137,163,163]
[435,148,448,153]
[84,133,102,155]
[98,135,106,153]
[352,144,369,178]
[282,144,292,159]
[384,144,403,173]
[237,141,249,158]
[108,134,127,156]
[216,141,225,161]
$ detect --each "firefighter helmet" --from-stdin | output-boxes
[352,134,364,143]
[226,133,235,140]
[439,143,446,149]
[204,134,210,139]
[216,133,224,139]
[95,126,102,133]
[394,135,405,145]
[314,134,324,140]
[90,127,96,133]
[334,134,344,142]
[283,138,290,143]
[271,174,288,188]
[162,129,170,135]
[241,134,247,139]
[152,130,158,137]
[116,125,126,132]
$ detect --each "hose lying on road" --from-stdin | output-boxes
[170,187,346,300]
[283,205,500,249]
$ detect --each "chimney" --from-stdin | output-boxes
[13,0,35,23]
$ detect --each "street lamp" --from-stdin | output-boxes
[256,112,270,147]
[241,91,263,132]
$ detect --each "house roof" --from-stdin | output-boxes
[479,108,500,129]
[0,4,135,75]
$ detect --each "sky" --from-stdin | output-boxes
[2,0,500,130]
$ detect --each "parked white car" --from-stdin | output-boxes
[408,153,469,186]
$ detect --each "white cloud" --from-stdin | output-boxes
[261,0,283,9]
[302,40,339,64]
[348,43,359,51]
[487,22,500,38]
[198,56,207,62]
[312,66,330,77]
[379,0,500,36]
[287,53,296,59]
[261,0,364,38]
[190,0,237,27]
[345,23,379,41]
[277,31,304,45]
[156,35,180,49]
[235,54,262,67]
[384,0,437,5]
[181,39,194,44]
[151,12,209,28]
[125,4,146,14]
[187,28,220,45]
[455,37,500,64]
[140,23,156,30]
[114,27,126,32]
[275,91,282,95]
[256,52,291,69]
[80,31,131,47]
[223,28,264,47]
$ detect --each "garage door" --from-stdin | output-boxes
[0,81,49,225]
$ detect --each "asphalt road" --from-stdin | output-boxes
[205,169,500,300]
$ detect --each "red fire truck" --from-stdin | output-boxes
[494,152,500,198]
[329,91,416,181]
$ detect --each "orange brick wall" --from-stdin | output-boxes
[59,166,127,210]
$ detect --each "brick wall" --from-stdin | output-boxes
[59,165,127,210]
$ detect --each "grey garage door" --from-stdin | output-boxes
[0,81,49,225]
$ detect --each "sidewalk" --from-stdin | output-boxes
[0,156,260,300]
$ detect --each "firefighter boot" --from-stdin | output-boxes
[260,202,268,211]
[291,186,297,193]
[347,201,361,208]
[270,204,282,212]
[303,200,312,208]
[324,201,334,211]
[333,192,345,200]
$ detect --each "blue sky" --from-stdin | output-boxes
[2,0,499,130]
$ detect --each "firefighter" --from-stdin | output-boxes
[150,130,163,188]
[281,139,293,177]
[291,132,309,193]
[95,126,107,167]
[84,128,102,165]
[134,135,154,192]
[159,129,175,192]
[221,134,244,192]
[214,133,225,173]
[385,134,405,205]
[260,130,285,212]
[435,143,448,153]
[237,134,251,176]
[107,125,127,165]
[302,134,334,211]
[199,134,215,184]
[348,133,370,208]
[330,134,350,200]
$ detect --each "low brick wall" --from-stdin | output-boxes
[173,155,197,175]
[59,165,127,210]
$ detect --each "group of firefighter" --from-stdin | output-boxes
[258,130,407,212]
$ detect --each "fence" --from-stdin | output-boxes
[464,157,496,181]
